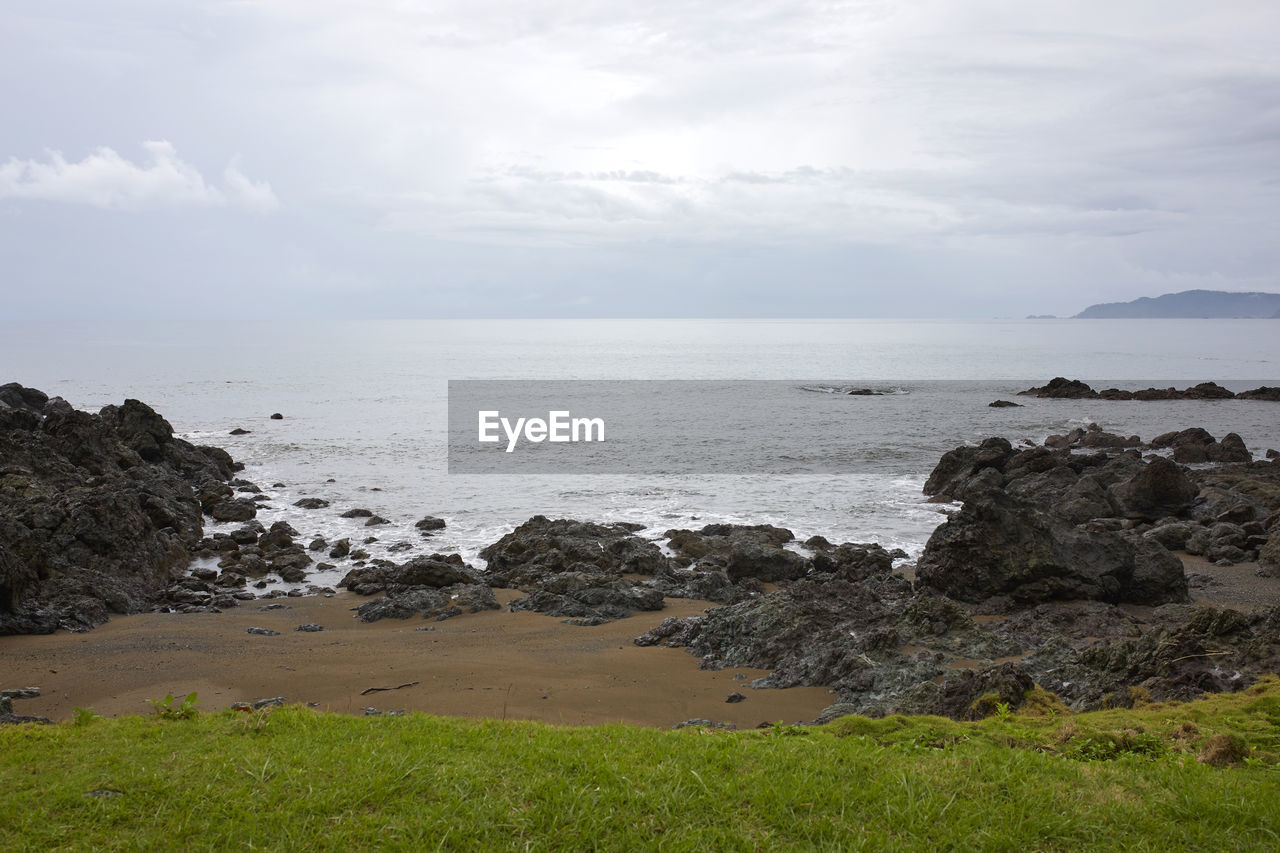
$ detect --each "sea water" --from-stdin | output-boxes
[3,318,1278,588]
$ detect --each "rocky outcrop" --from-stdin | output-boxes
[663,523,808,583]
[915,484,1187,607]
[335,553,497,622]
[1018,378,1280,402]
[1,383,238,634]
[480,516,668,586]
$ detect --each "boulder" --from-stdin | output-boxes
[664,524,808,583]
[915,488,1187,607]
[1108,457,1198,520]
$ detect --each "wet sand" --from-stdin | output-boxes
[1184,553,1280,612]
[0,590,832,727]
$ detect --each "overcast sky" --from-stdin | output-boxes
[2,1,1278,320]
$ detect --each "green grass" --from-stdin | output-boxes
[4,680,1280,851]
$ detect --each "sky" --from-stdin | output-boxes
[2,1,1278,320]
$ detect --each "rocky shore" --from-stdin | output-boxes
[4,382,1280,726]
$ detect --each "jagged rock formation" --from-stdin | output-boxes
[0,383,238,634]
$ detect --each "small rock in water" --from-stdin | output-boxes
[415,516,447,532]
[295,624,324,632]
[270,413,284,420]
[294,498,330,509]
[229,428,251,435]
[365,516,390,527]
[341,508,373,518]
[988,400,1021,408]
[247,627,280,636]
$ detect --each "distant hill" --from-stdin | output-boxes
[1075,290,1280,319]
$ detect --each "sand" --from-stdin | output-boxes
[0,589,832,727]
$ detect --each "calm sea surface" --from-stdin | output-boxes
[4,318,1278,587]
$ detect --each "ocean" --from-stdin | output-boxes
[4,318,1279,590]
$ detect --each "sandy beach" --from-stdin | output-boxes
[0,589,833,727]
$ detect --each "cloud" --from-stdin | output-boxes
[0,140,278,211]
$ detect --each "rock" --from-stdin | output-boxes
[1108,457,1198,520]
[229,428,251,435]
[725,692,746,703]
[1143,521,1200,551]
[341,508,373,519]
[208,498,257,522]
[1,385,237,635]
[247,627,280,636]
[1208,433,1252,464]
[922,437,1013,501]
[988,400,1021,408]
[664,524,807,583]
[354,584,498,622]
[507,570,665,621]
[808,541,896,582]
[415,516,447,531]
[915,488,1187,607]
[480,516,669,587]
[391,555,479,588]
[270,413,284,420]
[1017,378,1098,399]
[328,539,351,559]
[293,498,330,509]
[308,538,327,552]
[295,624,324,632]
[364,515,390,527]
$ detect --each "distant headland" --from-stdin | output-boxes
[1074,289,1280,319]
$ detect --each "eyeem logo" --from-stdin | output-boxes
[478,410,605,452]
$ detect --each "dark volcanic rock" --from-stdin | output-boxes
[415,516,447,532]
[1017,378,1098,399]
[1,384,236,634]
[480,516,668,587]
[988,400,1021,408]
[664,524,808,583]
[915,487,1187,607]
[354,584,498,622]
[1109,457,1198,520]
[1238,386,1280,401]
[507,570,665,622]
[293,498,330,509]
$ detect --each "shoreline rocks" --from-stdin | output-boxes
[1,383,239,634]
[1018,377,1280,401]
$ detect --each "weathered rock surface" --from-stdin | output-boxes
[480,516,668,587]
[663,523,808,583]
[1,384,238,634]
